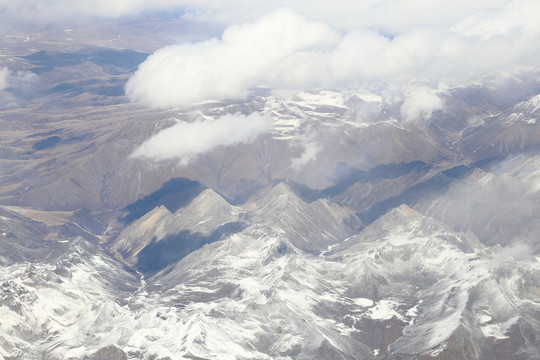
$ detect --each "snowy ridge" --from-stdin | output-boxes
[0,239,139,359]
[1,198,540,359]
[513,94,540,115]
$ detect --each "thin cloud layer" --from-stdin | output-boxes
[0,1,510,33]
[130,112,273,163]
[290,133,321,170]
[0,0,179,20]
[0,68,9,91]
[125,2,540,110]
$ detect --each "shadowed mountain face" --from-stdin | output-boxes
[120,177,205,224]
[136,222,247,276]
[6,189,539,359]
[322,161,431,198]
[1,16,540,360]
[23,48,149,75]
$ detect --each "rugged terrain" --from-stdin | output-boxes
[1,13,540,360]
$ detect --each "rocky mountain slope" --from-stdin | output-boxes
[2,186,539,359]
[1,18,540,360]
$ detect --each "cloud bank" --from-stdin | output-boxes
[130,112,273,163]
[125,1,540,110]
[125,8,339,108]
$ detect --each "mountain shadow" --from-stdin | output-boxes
[323,161,431,198]
[356,172,454,224]
[355,155,516,224]
[136,222,247,276]
[23,48,148,74]
[33,135,61,150]
[120,178,205,224]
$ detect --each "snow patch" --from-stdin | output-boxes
[481,316,519,340]
[353,298,374,307]
[295,90,345,108]
[366,299,404,321]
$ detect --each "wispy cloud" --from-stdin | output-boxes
[0,67,9,91]
[416,156,540,247]
[490,243,532,267]
[130,112,273,163]
[290,133,322,170]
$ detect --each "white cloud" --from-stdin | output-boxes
[125,8,340,108]
[125,2,540,109]
[130,112,273,163]
[4,1,539,110]
[290,135,321,170]
[490,243,532,267]
[400,87,445,123]
[0,66,38,93]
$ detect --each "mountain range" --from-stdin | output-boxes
[1,9,540,360]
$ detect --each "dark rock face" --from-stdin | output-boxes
[86,345,127,360]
